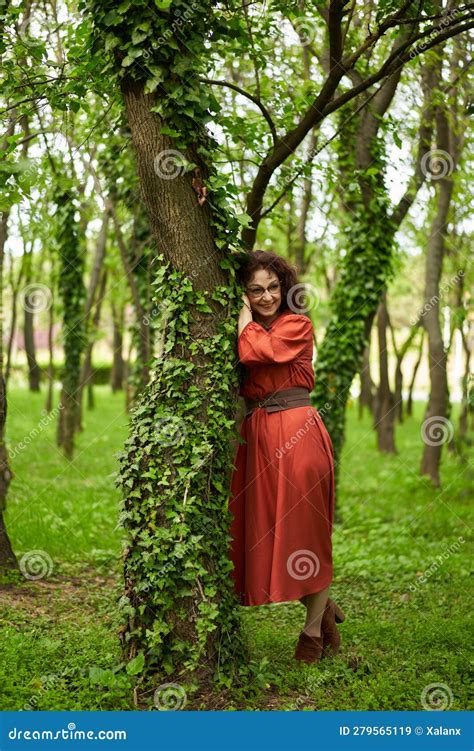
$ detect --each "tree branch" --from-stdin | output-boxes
[199,77,277,144]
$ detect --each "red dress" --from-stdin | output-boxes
[228,308,335,606]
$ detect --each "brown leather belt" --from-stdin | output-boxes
[244,386,311,417]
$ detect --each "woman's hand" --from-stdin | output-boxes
[238,292,253,336]
[241,292,252,312]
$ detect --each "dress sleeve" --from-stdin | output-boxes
[238,315,312,365]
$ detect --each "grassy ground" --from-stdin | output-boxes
[0,386,472,711]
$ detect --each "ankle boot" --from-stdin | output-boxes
[294,630,324,663]
[321,598,345,657]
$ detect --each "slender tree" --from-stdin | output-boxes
[420,44,467,485]
[55,186,86,459]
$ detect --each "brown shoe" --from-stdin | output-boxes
[294,630,324,663]
[321,598,345,658]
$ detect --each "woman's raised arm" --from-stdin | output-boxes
[238,314,312,365]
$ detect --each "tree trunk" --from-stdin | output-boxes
[375,292,397,453]
[420,124,457,484]
[115,72,247,687]
[458,319,472,438]
[5,251,26,388]
[24,302,41,392]
[111,300,124,392]
[80,267,108,423]
[110,205,151,397]
[389,317,421,425]
[76,208,109,430]
[56,189,86,460]
[358,340,375,419]
[0,210,17,571]
[407,330,424,418]
[45,292,55,414]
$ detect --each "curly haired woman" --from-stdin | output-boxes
[228,250,345,664]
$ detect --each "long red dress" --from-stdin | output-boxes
[228,308,335,606]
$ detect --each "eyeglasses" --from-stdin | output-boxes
[246,281,281,299]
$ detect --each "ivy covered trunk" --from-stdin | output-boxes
[55,188,86,459]
[85,1,249,692]
[312,189,395,491]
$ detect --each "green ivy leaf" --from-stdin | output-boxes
[126,652,145,675]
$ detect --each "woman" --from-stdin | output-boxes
[228,250,345,664]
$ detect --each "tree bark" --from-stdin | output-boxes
[80,267,107,421]
[44,288,55,414]
[110,204,151,396]
[391,323,420,424]
[24,302,41,392]
[358,340,375,419]
[5,250,26,388]
[375,292,397,453]
[76,207,109,429]
[111,299,124,392]
[420,107,462,484]
[407,330,424,418]
[0,207,17,571]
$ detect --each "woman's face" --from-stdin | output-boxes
[246,268,282,321]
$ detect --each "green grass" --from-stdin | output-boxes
[0,387,472,711]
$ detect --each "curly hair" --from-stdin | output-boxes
[235,250,306,391]
[237,249,305,313]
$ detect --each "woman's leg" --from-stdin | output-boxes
[300,586,330,637]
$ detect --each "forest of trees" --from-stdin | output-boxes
[0,0,472,711]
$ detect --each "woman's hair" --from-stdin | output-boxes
[238,249,305,313]
[236,250,304,389]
